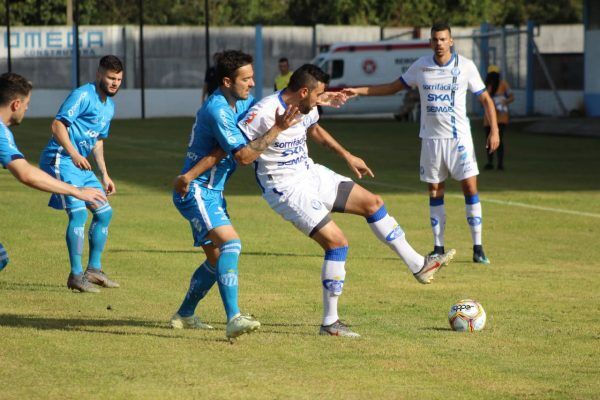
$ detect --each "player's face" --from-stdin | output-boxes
[230,64,255,100]
[279,61,289,74]
[10,93,30,126]
[298,81,325,114]
[430,30,453,58]
[97,69,123,97]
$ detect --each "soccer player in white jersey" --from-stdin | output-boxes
[344,22,500,264]
[237,64,456,337]
[0,73,106,273]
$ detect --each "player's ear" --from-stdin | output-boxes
[300,87,309,98]
[222,76,232,88]
[10,98,21,112]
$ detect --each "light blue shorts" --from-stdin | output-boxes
[173,183,232,247]
[40,159,104,210]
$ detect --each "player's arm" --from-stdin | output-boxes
[173,146,227,196]
[233,105,300,166]
[503,82,515,105]
[91,140,115,195]
[6,158,106,204]
[342,79,406,98]
[51,119,92,170]
[478,91,500,153]
[307,123,374,179]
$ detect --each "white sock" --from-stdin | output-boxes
[429,198,446,247]
[367,206,424,274]
[322,248,347,326]
[465,195,483,246]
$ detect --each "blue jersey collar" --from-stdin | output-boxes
[433,52,456,67]
[277,89,288,108]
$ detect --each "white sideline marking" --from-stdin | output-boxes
[363,180,600,219]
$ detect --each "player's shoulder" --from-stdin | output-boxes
[254,92,282,110]
[457,54,478,69]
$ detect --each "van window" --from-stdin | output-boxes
[331,59,344,79]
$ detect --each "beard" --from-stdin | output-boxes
[99,80,119,97]
[298,99,312,114]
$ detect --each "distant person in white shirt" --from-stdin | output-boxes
[238,64,456,337]
[343,22,500,265]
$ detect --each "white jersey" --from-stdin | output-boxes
[238,91,320,189]
[400,53,486,139]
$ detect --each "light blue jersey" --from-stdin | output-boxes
[0,121,24,168]
[182,89,253,191]
[40,82,114,165]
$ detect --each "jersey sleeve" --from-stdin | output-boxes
[307,107,320,128]
[237,104,274,142]
[209,107,248,156]
[55,88,91,127]
[98,103,114,139]
[400,59,420,88]
[467,60,486,96]
[0,128,25,168]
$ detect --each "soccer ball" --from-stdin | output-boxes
[448,299,486,332]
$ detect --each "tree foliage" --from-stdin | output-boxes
[0,0,583,26]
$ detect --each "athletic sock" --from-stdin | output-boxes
[465,194,483,246]
[216,239,241,321]
[87,203,112,270]
[322,246,347,326]
[66,207,88,275]
[177,260,217,317]
[366,205,424,273]
[429,196,446,248]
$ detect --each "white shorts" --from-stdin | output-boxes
[262,164,353,236]
[419,136,479,183]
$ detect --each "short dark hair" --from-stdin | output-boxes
[431,22,452,36]
[279,57,289,63]
[0,72,32,106]
[287,64,329,92]
[216,50,253,84]
[99,55,123,73]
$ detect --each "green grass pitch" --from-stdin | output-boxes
[1,117,599,399]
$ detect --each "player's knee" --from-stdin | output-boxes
[92,204,113,224]
[220,239,242,256]
[368,194,384,214]
[68,207,88,226]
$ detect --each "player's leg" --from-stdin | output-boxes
[461,177,489,264]
[311,220,359,338]
[170,186,222,329]
[421,139,448,255]
[81,172,118,287]
[208,224,260,338]
[65,205,98,292]
[0,242,9,272]
[171,243,219,330]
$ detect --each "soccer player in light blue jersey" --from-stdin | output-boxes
[0,73,106,273]
[39,56,123,293]
[169,50,299,338]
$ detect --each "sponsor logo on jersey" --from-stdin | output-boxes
[67,91,88,117]
[427,93,452,102]
[467,216,482,226]
[426,105,454,113]
[386,225,404,242]
[273,137,306,149]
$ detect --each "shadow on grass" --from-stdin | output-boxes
[0,313,223,342]
[0,281,64,292]
[420,327,454,332]
[108,248,397,261]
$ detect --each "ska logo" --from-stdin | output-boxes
[467,216,482,226]
[427,93,452,102]
[430,217,439,227]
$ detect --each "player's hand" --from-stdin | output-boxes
[340,88,360,99]
[173,174,191,197]
[72,154,92,170]
[486,126,500,153]
[102,174,116,195]
[317,91,347,108]
[75,188,107,205]
[274,105,300,131]
[346,154,374,179]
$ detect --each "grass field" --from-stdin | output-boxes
[1,116,599,399]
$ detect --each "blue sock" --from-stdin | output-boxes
[88,203,112,270]
[216,239,241,321]
[0,242,9,272]
[177,260,217,317]
[66,207,88,275]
